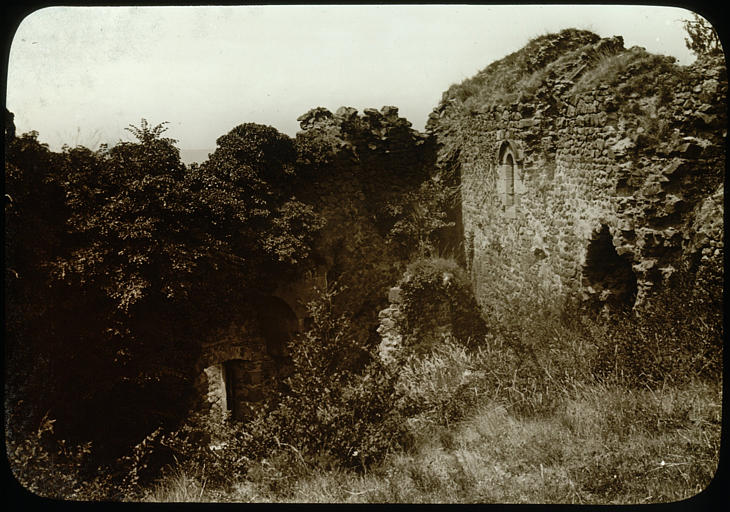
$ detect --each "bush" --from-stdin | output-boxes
[240,281,411,472]
[386,179,457,259]
[394,339,493,430]
[101,409,261,498]
[145,412,253,493]
[6,414,113,500]
[397,257,487,354]
[593,272,722,387]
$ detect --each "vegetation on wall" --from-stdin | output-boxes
[397,257,487,354]
[287,106,450,352]
[437,29,601,111]
[242,282,411,472]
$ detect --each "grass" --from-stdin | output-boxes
[140,321,721,504]
[142,377,720,504]
[143,467,212,503]
[571,47,681,98]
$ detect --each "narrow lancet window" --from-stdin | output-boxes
[505,153,515,207]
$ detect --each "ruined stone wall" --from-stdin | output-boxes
[428,31,726,313]
[287,105,435,346]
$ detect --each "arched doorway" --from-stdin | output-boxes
[222,359,258,421]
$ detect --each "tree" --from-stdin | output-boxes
[15,121,208,455]
[682,13,723,58]
[55,121,201,309]
[6,119,326,462]
[5,130,71,439]
[197,123,324,287]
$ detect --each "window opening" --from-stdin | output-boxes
[505,153,515,207]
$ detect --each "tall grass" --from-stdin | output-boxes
[144,374,719,503]
[142,306,720,504]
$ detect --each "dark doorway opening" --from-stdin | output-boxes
[223,359,246,421]
[583,224,637,311]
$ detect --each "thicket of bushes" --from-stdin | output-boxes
[8,247,722,501]
[5,119,324,464]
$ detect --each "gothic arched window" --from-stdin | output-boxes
[497,140,523,214]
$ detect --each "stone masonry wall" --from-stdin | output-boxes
[194,305,295,422]
[428,31,726,313]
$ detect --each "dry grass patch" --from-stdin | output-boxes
[141,378,720,504]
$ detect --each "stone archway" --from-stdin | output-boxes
[256,295,299,359]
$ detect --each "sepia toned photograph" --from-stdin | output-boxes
[4,3,725,504]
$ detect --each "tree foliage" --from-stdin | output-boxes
[198,123,324,279]
[682,13,723,58]
[5,130,71,438]
[5,117,325,462]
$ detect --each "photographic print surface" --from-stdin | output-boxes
[4,4,725,504]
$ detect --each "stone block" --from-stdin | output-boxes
[388,286,402,303]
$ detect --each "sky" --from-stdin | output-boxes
[6,4,712,161]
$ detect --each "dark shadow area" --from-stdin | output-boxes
[582,224,638,312]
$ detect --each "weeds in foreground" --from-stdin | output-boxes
[592,272,722,388]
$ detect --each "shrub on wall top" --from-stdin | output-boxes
[398,257,487,353]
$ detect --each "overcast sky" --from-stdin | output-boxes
[6,5,710,159]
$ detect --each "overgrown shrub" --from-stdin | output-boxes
[143,280,427,486]
[397,257,487,354]
[142,412,253,494]
[592,272,722,387]
[6,414,113,500]
[240,282,411,472]
[96,408,266,498]
[682,12,723,59]
[394,340,495,430]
